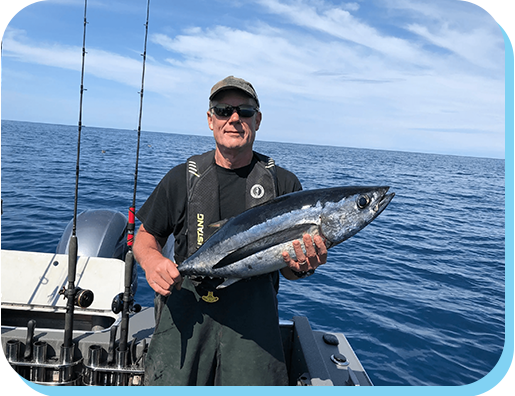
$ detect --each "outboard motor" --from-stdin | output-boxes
[56,209,137,294]
[57,209,128,259]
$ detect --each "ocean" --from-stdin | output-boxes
[0,119,506,386]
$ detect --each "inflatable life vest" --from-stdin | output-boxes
[186,150,278,258]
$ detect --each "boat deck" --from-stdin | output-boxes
[1,250,372,386]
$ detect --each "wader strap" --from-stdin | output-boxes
[186,151,220,258]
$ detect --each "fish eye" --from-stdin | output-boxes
[357,195,370,209]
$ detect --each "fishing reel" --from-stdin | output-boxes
[58,286,94,309]
[111,293,141,315]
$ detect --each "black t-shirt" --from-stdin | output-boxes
[136,157,302,262]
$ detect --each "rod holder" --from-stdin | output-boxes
[31,341,48,382]
[85,344,102,386]
[114,348,129,386]
[59,344,75,383]
[6,339,20,363]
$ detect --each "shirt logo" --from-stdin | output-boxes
[197,213,204,247]
[250,184,265,199]
[202,291,219,303]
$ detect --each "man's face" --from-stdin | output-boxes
[207,90,262,154]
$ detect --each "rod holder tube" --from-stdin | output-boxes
[31,341,48,383]
[114,348,128,386]
[34,341,48,364]
[86,345,102,386]
[88,344,102,368]
[59,344,74,383]
[6,339,21,363]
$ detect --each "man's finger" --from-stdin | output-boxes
[313,235,328,264]
[292,239,309,270]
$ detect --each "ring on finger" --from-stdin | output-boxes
[298,259,307,265]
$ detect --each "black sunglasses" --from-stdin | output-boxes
[210,104,259,118]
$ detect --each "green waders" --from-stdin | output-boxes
[144,274,289,386]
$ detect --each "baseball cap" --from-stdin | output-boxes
[209,76,260,108]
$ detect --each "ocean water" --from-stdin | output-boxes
[0,120,505,386]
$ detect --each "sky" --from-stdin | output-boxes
[0,0,512,159]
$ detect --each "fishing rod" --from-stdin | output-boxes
[117,0,150,358]
[62,0,93,357]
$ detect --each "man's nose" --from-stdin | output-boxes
[229,109,241,122]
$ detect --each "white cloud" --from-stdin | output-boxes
[2,27,183,95]
[1,0,505,158]
[386,0,504,68]
[254,0,431,64]
[3,28,81,70]
[151,25,320,88]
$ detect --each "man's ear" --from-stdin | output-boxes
[255,111,262,131]
[207,111,214,131]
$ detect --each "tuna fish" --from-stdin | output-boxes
[178,186,394,288]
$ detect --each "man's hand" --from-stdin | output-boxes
[133,224,183,296]
[281,234,327,279]
[144,255,183,296]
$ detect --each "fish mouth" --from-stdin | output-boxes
[374,188,395,215]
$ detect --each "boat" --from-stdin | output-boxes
[1,0,372,386]
[1,210,373,386]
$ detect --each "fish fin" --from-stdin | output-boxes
[208,219,230,228]
[216,278,243,289]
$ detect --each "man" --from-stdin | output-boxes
[133,76,327,386]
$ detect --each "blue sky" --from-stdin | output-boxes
[0,0,511,159]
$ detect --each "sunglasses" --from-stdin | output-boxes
[210,104,259,118]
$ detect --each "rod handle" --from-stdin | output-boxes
[68,235,78,281]
[107,325,118,365]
